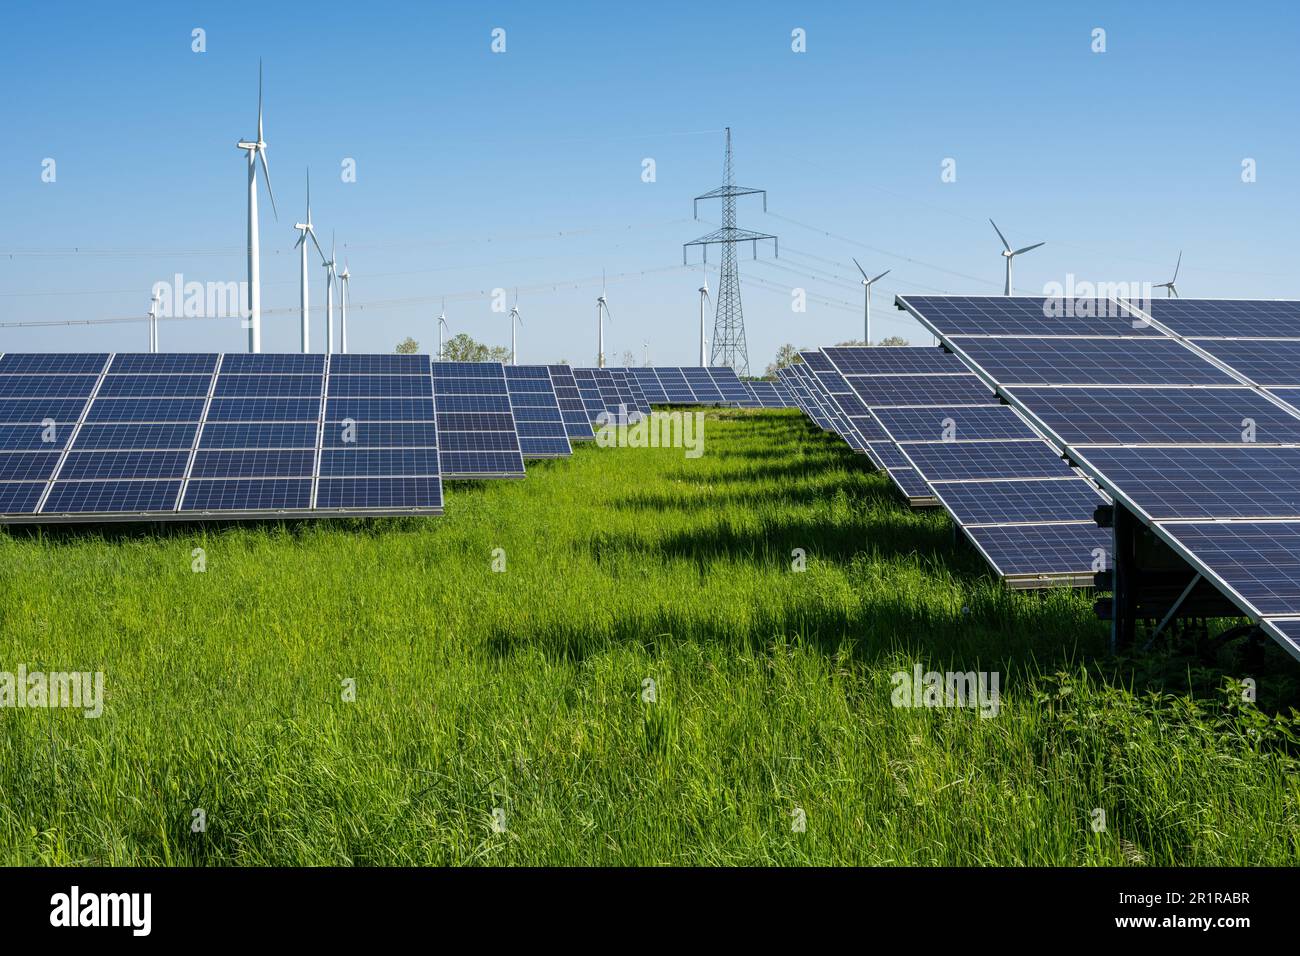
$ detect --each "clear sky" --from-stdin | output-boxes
[2,0,1297,369]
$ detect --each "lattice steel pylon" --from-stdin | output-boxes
[683,127,777,377]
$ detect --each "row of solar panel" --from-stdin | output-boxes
[896,296,1300,659]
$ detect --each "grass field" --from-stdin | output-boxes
[1,409,1297,865]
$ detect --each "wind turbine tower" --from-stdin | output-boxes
[683,127,778,376]
[697,278,710,366]
[852,259,890,345]
[596,272,612,368]
[509,290,522,365]
[339,259,351,353]
[236,60,277,353]
[990,219,1044,296]
[293,169,318,353]
[437,300,449,361]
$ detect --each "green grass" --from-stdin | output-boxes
[0,409,1297,865]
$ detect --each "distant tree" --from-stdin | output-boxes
[765,343,804,377]
[395,337,420,354]
[834,339,866,347]
[443,332,512,363]
[878,335,910,347]
[620,350,636,367]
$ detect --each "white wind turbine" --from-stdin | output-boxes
[236,59,278,353]
[597,271,613,368]
[697,277,710,366]
[293,169,318,353]
[508,289,523,365]
[1155,251,1182,298]
[339,259,351,354]
[437,299,449,361]
[147,292,159,353]
[852,258,890,345]
[320,232,337,353]
[990,218,1044,296]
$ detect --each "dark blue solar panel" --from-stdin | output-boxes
[546,365,596,440]
[966,524,1112,578]
[706,366,753,404]
[1188,340,1300,387]
[181,478,313,511]
[928,478,1106,525]
[198,422,318,449]
[329,354,429,375]
[213,374,322,398]
[328,375,433,397]
[86,398,206,422]
[900,295,1158,337]
[0,424,71,451]
[109,353,219,374]
[320,422,437,448]
[440,452,526,476]
[0,354,109,374]
[1010,386,1300,445]
[319,448,441,476]
[220,354,326,374]
[824,345,973,375]
[628,367,670,404]
[43,479,182,513]
[324,398,434,422]
[437,412,517,432]
[0,452,61,481]
[1161,522,1300,617]
[431,362,524,478]
[97,374,213,398]
[505,365,573,459]
[0,399,89,424]
[874,405,1038,442]
[317,477,443,510]
[0,375,99,399]
[434,394,513,413]
[844,375,996,407]
[570,368,610,419]
[1132,299,1300,339]
[681,367,724,402]
[651,367,697,403]
[0,482,46,514]
[59,451,189,481]
[74,423,198,450]
[887,466,935,501]
[902,440,1074,481]
[953,338,1235,386]
[440,432,522,452]
[190,450,316,478]
[1077,446,1300,520]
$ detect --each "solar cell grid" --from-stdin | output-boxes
[431,361,525,479]
[952,337,1237,386]
[899,295,1158,337]
[1122,298,1300,340]
[901,440,1074,482]
[873,405,1038,443]
[928,477,1107,526]
[505,365,573,459]
[545,365,596,440]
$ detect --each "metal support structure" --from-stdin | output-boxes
[683,128,777,378]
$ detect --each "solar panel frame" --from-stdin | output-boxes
[430,361,525,480]
[504,365,573,459]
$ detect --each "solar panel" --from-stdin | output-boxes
[568,367,608,421]
[1122,298,1300,339]
[545,365,596,441]
[953,337,1238,387]
[898,295,1159,338]
[901,440,1075,482]
[504,365,573,459]
[965,524,1112,582]
[627,367,669,404]
[609,369,651,416]
[872,405,1038,443]
[651,367,697,403]
[1182,340,1300,386]
[841,375,997,407]
[1159,522,1300,617]
[0,351,444,521]
[705,366,752,405]
[681,367,724,403]
[1009,386,1300,445]
[928,478,1107,526]
[431,361,525,479]
[745,380,795,408]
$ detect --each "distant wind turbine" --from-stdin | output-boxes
[293,169,317,353]
[597,271,613,368]
[437,299,449,361]
[236,59,278,353]
[147,292,159,353]
[1154,251,1182,298]
[320,232,337,353]
[509,289,522,365]
[697,277,710,366]
[339,259,351,353]
[990,218,1044,296]
[852,258,890,345]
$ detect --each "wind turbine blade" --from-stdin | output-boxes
[870,269,890,283]
[852,257,869,280]
[989,218,1011,252]
[259,148,278,220]
[310,230,327,263]
[1172,250,1182,281]
[294,232,305,248]
[257,59,264,141]
[1012,241,1044,256]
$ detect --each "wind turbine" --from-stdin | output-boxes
[852,258,890,345]
[320,232,337,353]
[990,219,1044,295]
[147,292,159,353]
[339,259,351,354]
[597,271,613,368]
[293,169,317,353]
[697,277,710,366]
[1154,251,1182,298]
[236,59,278,353]
[437,299,449,361]
[643,339,651,367]
[508,289,523,365]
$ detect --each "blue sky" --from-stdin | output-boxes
[2,0,1296,368]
